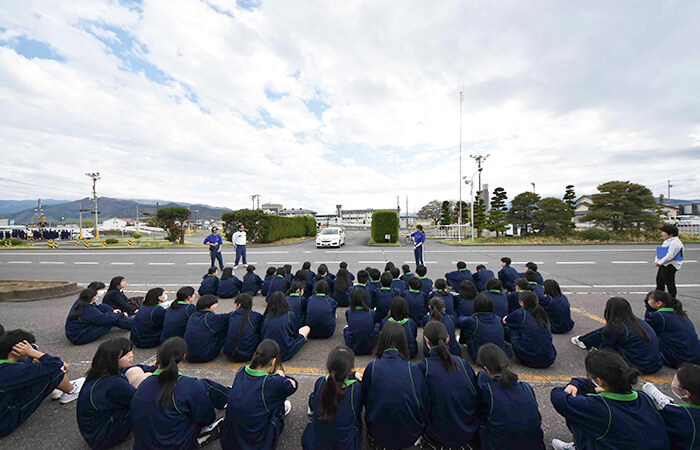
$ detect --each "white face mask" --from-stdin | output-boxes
[161,293,168,302]
[590,378,601,389]
[97,290,106,298]
[671,382,688,401]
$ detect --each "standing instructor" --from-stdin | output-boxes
[203,226,224,270]
[232,224,248,269]
[654,224,684,298]
[410,224,425,267]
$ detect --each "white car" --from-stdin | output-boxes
[316,227,345,248]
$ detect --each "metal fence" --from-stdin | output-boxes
[432,224,474,239]
[678,223,700,238]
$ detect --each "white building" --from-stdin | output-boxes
[278,208,317,217]
[101,218,128,230]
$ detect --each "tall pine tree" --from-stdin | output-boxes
[473,192,487,237]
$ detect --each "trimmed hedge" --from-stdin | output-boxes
[371,210,399,243]
[581,228,612,241]
[222,209,317,243]
[104,238,119,245]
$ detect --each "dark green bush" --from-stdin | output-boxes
[581,228,612,241]
[1,238,25,246]
[371,210,399,243]
[221,210,316,243]
[104,238,119,245]
[132,233,142,239]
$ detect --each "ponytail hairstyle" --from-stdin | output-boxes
[315,264,329,281]
[433,278,447,292]
[603,297,650,342]
[514,278,533,291]
[156,337,187,407]
[263,291,291,318]
[349,288,370,311]
[519,291,549,328]
[543,279,562,297]
[221,267,234,280]
[477,343,518,387]
[428,297,445,323]
[484,278,503,292]
[424,321,455,373]
[384,261,395,273]
[203,266,217,280]
[86,337,132,380]
[472,293,494,314]
[314,280,329,295]
[302,261,312,271]
[334,269,352,294]
[196,294,218,311]
[374,321,409,360]
[585,348,638,394]
[319,346,355,421]
[677,363,700,405]
[243,265,256,281]
[287,281,304,296]
[250,339,281,372]
[69,288,98,321]
[650,290,687,320]
[171,286,195,310]
[143,287,164,306]
[458,280,478,300]
[108,276,125,292]
[232,293,253,356]
[389,296,409,321]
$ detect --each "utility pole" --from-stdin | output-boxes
[470,154,490,195]
[136,205,140,233]
[531,182,536,193]
[250,194,261,210]
[78,200,90,239]
[458,88,463,243]
[85,173,100,239]
[667,179,672,201]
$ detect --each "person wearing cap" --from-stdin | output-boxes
[232,224,248,269]
[203,227,224,270]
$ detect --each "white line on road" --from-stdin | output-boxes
[148,262,175,265]
[358,260,387,264]
[111,262,134,265]
[186,262,212,265]
[404,261,438,264]
[40,261,65,264]
[511,261,544,265]
[0,250,290,256]
[450,261,489,265]
[314,261,344,264]
[74,262,99,265]
[266,262,300,265]
[556,261,596,265]
[8,261,32,264]
[610,261,648,264]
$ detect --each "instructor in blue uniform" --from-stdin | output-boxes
[410,225,426,266]
[203,227,224,270]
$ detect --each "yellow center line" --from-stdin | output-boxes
[570,307,606,324]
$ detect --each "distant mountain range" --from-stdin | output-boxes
[2,198,232,224]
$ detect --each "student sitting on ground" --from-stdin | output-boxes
[366,268,382,304]
[333,267,353,307]
[87,281,107,300]
[454,280,479,317]
[523,270,547,301]
[361,322,426,449]
[504,291,557,369]
[571,296,663,374]
[416,264,433,299]
[344,289,377,356]
[347,269,370,299]
[373,272,399,324]
[642,363,700,450]
[457,294,512,362]
[266,267,289,303]
[389,267,407,297]
[261,267,277,297]
[476,344,545,449]
[77,338,152,449]
[506,278,533,315]
[429,278,456,316]
[422,297,461,357]
[525,261,544,284]
[339,261,354,281]
[302,346,364,450]
[377,296,418,359]
[131,337,229,450]
[183,294,231,363]
[484,278,510,318]
[417,321,479,449]
[406,276,428,325]
[541,279,575,334]
[0,330,84,437]
[301,261,316,299]
[223,293,263,362]
[261,292,311,361]
[241,265,263,296]
[130,287,167,348]
[498,257,521,293]
[473,264,495,292]
[550,349,669,450]
[221,340,298,450]
[217,267,242,299]
[161,286,197,341]
[285,281,308,331]
[198,267,219,296]
[103,276,140,315]
[283,264,294,286]
[314,264,335,298]
[66,288,133,345]
[399,263,415,287]
[445,261,473,292]
[644,290,700,367]
[306,280,338,339]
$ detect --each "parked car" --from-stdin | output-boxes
[316,227,345,248]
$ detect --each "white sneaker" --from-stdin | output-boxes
[197,417,223,447]
[307,405,313,416]
[571,336,587,349]
[642,382,674,409]
[284,400,291,416]
[59,377,85,404]
[49,389,63,400]
[243,264,248,268]
[552,439,576,450]
[233,265,239,270]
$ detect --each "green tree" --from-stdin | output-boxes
[452,200,469,225]
[508,192,541,234]
[486,209,508,235]
[490,187,508,211]
[80,218,94,228]
[534,197,573,235]
[440,200,454,225]
[564,185,577,212]
[155,207,191,244]
[473,192,487,237]
[418,200,442,225]
[585,181,659,231]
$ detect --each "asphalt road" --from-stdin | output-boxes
[1,231,698,449]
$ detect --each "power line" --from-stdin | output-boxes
[0,177,87,196]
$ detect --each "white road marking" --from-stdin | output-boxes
[266,262,300,265]
[450,261,489,264]
[314,261,344,264]
[404,261,438,264]
[40,261,65,264]
[0,250,290,255]
[111,262,134,265]
[74,262,99,265]
[148,262,175,265]
[358,260,388,264]
[511,261,544,265]
[8,261,32,264]
[556,261,596,265]
[610,261,648,264]
[186,262,212,265]
[303,251,312,254]
[684,260,698,263]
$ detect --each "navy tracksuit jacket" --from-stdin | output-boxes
[373,287,398,324]
[65,301,133,345]
[261,312,306,361]
[541,294,575,334]
[644,303,700,367]
[457,312,512,361]
[130,304,166,348]
[505,308,557,368]
[659,402,700,450]
[183,310,231,362]
[474,268,495,291]
[344,307,378,355]
[103,289,138,315]
[266,275,288,302]
[429,290,456,317]
[302,377,363,450]
[216,276,242,298]
[306,294,338,339]
[286,293,308,331]
[198,275,219,296]
[406,289,428,325]
[445,269,473,292]
[161,302,196,341]
[421,313,461,357]
[498,265,521,293]
[223,309,263,361]
[77,375,134,449]
[379,318,418,359]
[241,273,263,296]
[486,290,510,318]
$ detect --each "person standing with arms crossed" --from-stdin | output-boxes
[232,224,248,269]
[203,227,224,270]
[655,224,684,298]
[410,225,425,267]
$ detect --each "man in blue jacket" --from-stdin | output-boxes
[203,227,224,270]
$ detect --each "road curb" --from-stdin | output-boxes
[0,280,81,302]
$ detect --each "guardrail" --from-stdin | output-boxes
[678,223,700,237]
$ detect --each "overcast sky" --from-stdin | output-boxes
[1,0,699,214]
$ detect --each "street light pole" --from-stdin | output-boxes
[464,170,478,242]
[458,88,463,243]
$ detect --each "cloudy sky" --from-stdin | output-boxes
[1,0,699,214]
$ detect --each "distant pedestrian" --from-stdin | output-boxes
[203,227,224,270]
[232,224,248,269]
[655,224,684,298]
[410,225,425,266]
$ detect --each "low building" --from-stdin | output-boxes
[659,203,679,220]
[101,218,128,230]
[261,203,283,214]
[278,208,317,217]
[573,195,594,229]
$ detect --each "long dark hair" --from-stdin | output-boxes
[264,291,291,318]
[302,261,312,271]
[221,267,234,280]
[196,294,218,311]
[603,297,649,341]
[543,279,562,297]
[428,297,445,323]
[472,293,494,314]
[156,337,187,407]
[243,265,256,281]
[459,280,478,299]
[649,290,687,320]
[334,269,352,294]
[384,261,395,272]
[69,288,97,321]
[677,363,700,405]
[477,343,518,387]
[585,349,638,394]
[287,281,304,296]
[315,264,329,281]
[108,276,125,292]
[519,291,549,328]
[86,337,132,380]
[319,346,355,421]
[349,289,369,311]
[250,339,280,372]
[424,321,455,373]
[232,293,253,357]
[87,281,105,291]
[374,321,409,360]
[171,286,194,310]
[143,287,164,306]
[389,296,409,321]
